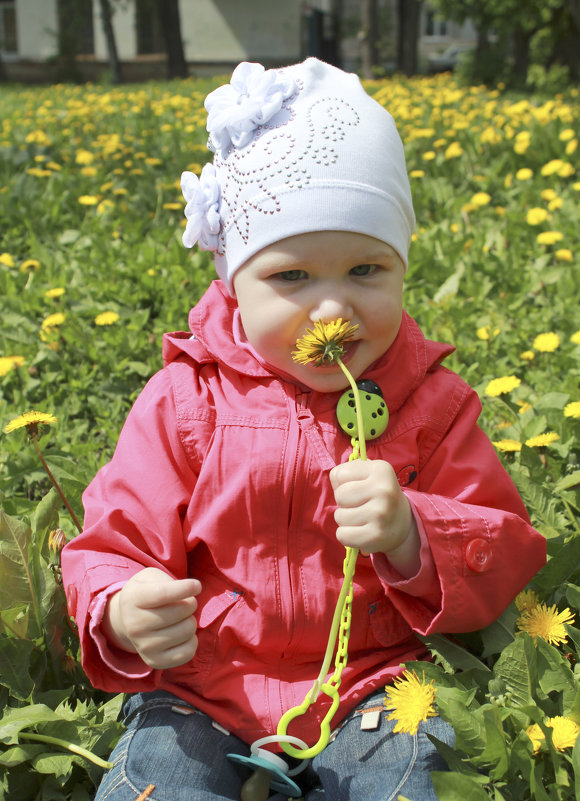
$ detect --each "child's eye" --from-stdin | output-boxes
[276,269,308,282]
[350,264,377,277]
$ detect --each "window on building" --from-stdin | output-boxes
[425,9,448,37]
[57,0,94,55]
[0,0,17,53]
[136,0,164,55]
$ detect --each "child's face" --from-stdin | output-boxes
[233,231,405,392]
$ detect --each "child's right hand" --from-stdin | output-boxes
[103,567,202,670]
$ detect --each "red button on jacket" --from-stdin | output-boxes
[466,538,492,572]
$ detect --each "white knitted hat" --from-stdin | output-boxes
[181,58,415,293]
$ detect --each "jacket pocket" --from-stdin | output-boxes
[188,588,246,689]
[368,597,414,648]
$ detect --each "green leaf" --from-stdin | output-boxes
[555,471,580,492]
[430,771,490,800]
[572,734,580,801]
[535,636,576,708]
[419,633,491,675]
[0,636,35,700]
[435,696,487,755]
[0,510,33,607]
[32,488,61,539]
[493,634,537,707]
[479,707,509,778]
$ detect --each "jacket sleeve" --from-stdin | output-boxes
[61,368,199,692]
[372,385,547,636]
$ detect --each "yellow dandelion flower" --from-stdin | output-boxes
[41,312,65,331]
[45,287,65,299]
[78,195,100,206]
[384,670,437,735]
[533,332,560,352]
[558,162,575,177]
[0,356,25,377]
[471,192,491,207]
[572,331,580,345]
[564,401,580,419]
[0,252,15,267]
[81,166,98,178]
[492,439,522,452]
[75,149,94,165]
[515,168,533,181]
[48,528,67,553]
[163,202,183,210]
[94,311,120,326]
[555,249,573,262]
[541,159,564,176]
[537,231,564,245]
[410,170,425,178]
[519,402,532,414]
[476,326,500,341]
[526,717,580,754]
[520,350,535,361]
[565,139,578,156]
[444,142,463,160]
[548,197,563,211]
[559,129,575,142]
[485,375,521,397]
[516,589,540,612]
[526,207,548,226]
[4,410,58,435]
[525,432,560,448]
[292,319,359,367]
[20,259,41,272]
[517,602,574,645]
[541,189,557,201]
[422,151,436,161]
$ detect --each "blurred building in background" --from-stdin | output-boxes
[0,0,475,82]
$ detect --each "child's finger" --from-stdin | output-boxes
[130,571,201,609]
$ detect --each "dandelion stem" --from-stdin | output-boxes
[19,732,114,769]
[31,433,82,532]
[336,357,367,462]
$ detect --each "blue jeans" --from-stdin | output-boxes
[94,690,454,801]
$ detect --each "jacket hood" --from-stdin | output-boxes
[162,280,455,413]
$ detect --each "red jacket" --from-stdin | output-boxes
[62,280,546,745]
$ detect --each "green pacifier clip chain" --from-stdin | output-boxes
[231,320,389,799]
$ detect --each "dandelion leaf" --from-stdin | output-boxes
[535,636,576,707]
[431,770,489,800]
[419,633,491,674]
[493,634,537,707]
[435,696,486,755]
[0,510,33,606]
[0,636,35,700]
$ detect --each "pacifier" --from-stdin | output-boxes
[336,379,388,440]
[227,735,310,801]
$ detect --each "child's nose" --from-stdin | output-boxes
[309,293,354,324]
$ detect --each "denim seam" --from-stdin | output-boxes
[386,732,419,801]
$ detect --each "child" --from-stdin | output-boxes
[62,58,546,801]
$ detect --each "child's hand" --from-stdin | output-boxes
[330,459,420,577]
[104,567,201,669]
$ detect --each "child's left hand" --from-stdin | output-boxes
[330,459,420,576]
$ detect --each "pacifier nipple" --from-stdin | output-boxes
[240,766,271,801]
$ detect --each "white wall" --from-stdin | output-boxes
[16,0,59,58]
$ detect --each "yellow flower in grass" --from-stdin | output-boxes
[20,259,41,272]
[0,252,15,267]
[572,331,580,345]
[537,231,564,246]
[525,432,560,448]
[515,168,533,181]
[45,287,65,299]
[41,312,65,332]
[533,332,560,352]
[95,311,120,326]
[471,192,491,207]
[564,401,580,418]
[444,142,463,159]
[526,717,580,754]
[384,670,437,735]
[78,195,100,206]
[0,356,25,377]
[555,249,573,262]
[520,350,535,361]
[517,602,575,645]
[484,375,521,397]
[492,439,522,453]
[516,589,540,613]
[526,207,548,226]
[292,319,358,367]
[4,410,57,435]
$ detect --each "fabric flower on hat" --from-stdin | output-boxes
[181,163,221,251]
[205,62,297,152]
